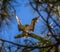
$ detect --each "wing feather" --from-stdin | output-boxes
[15,15,23,31]
[30,16,40,31]
[16,15,22,25]
[14,33,24,39]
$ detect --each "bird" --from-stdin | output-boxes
[14,15,40,39]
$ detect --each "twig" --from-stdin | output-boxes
[0,39,56,49]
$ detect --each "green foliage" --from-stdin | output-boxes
[0,0,16,26]
[30,0,60,18]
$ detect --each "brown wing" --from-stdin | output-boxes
[30,16,40,32]
[15,15,23,31]
[14,33,24,39]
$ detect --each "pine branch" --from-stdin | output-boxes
[0,39,56,49]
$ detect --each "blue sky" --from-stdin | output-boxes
[0,0,60,52]
[0,0,46,43]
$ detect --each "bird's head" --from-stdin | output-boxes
[25,24,29,27]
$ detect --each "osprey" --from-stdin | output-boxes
[14,15,40,38]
